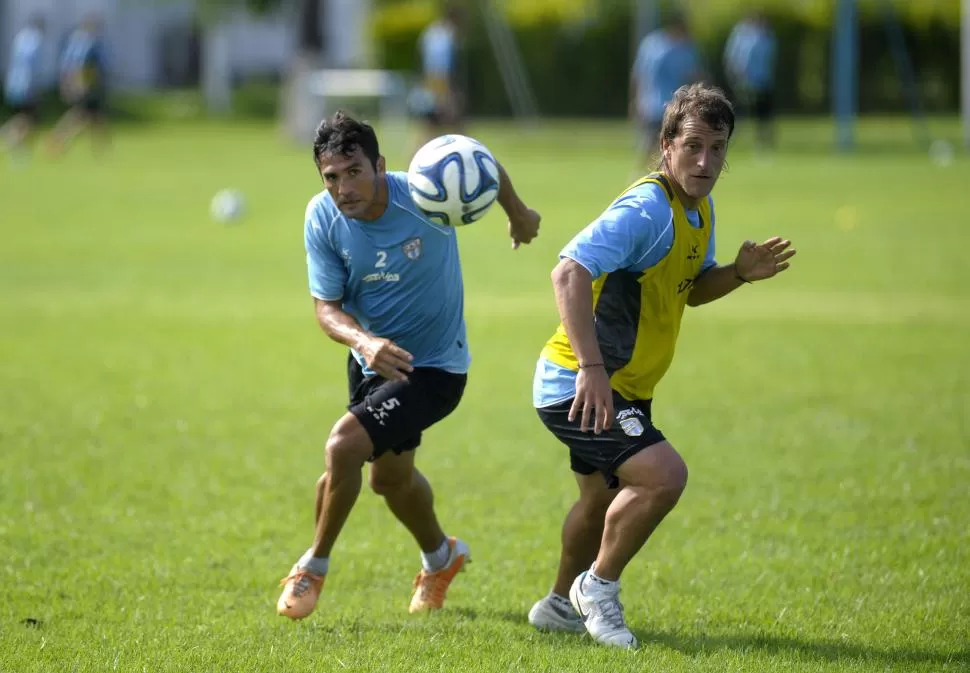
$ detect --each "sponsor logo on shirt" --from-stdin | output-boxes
[362,272,401,283]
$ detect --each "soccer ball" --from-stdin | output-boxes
[929,139,955,167]
[210,189,245,223]
[407,134,501,226]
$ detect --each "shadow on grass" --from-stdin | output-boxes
[482,609,966,666]
[636,629,968,667]
[300,607,966,667]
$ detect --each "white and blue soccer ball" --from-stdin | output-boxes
[210,188,246,223]
[407,134,501,226]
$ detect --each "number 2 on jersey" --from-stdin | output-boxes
[375,251,388,268]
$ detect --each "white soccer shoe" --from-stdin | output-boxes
[569,572,638,649]
[528,594,586,633]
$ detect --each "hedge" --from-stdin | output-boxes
[373,0,962,116]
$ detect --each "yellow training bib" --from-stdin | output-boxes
[541,173,712,401]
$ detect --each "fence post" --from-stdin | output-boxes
[832,0,858,152]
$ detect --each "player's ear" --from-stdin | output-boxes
[376,155,386,175]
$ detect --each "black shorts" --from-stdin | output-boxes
[347,353,467,460]
[80,95,105,115]
[752,90,774,122]
[421,99,462,127]
[10,101,38,120]
[736,86,773,122]
[536,392,666,488]
[642,120,662,148]
[422,107,446,126]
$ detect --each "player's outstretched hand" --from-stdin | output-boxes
[735,237,796,282]
[569,365,614,435]
[509,207,541,250]
[360,337,414,382]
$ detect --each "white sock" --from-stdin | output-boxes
[297,548,329,576]
[421,537,451,572]
[583,569,618,594]
[549,592,573,609]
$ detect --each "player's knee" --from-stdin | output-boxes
[368,468,412,496]
[654,454,688,509]
[579,491,614,522]
[620,444,688,510]
[325,420,371,470]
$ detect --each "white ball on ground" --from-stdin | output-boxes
[210,189,246,223]
[929,140,955,167]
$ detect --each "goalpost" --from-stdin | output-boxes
[832,0,858,152]
[480,0,539,121]
[631,0,659,55]
[833,0,957,154]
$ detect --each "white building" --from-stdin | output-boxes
[0,0,369,90]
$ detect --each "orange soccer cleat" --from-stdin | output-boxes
[277,565,326,620]
[408,537,471,613]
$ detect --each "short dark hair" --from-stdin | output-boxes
[660,83,735,147]
[664,12,688,31]
[442,1,463,25]
[312,111,380,169]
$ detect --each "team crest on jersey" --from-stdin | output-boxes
[619,417,644,437]
[402,237,422,261]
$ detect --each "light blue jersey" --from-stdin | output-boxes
[305,171,470,376]
[724,20,776,92]
[633,30,702,123]
[419,21,456,78]
[533,181,717,407]
[61,30,95,72]
[4,27,43,103]
[60,29,105,92]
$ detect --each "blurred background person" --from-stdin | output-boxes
[724,10,778,152]
[2,14,46,160]
[629,13,704,168]
[411,2,465,146]
[48,14,109,155]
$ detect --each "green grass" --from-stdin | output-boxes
[1,117,968,672]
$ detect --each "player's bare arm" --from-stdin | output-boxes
[687,237,796,306]
[551,258,615,435]
[314,299,414,382]
[495,161,541,249]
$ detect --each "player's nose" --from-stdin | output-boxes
[696,151,712,170]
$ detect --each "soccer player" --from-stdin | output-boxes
[2,15,46,157]
[277,111,541,620]
[48,15,108,155]
[724,11,778,152]
[527,83,795,648]
[413,3,464,145]
[630,14,704,166]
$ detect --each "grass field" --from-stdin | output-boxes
[1,117,968,672]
